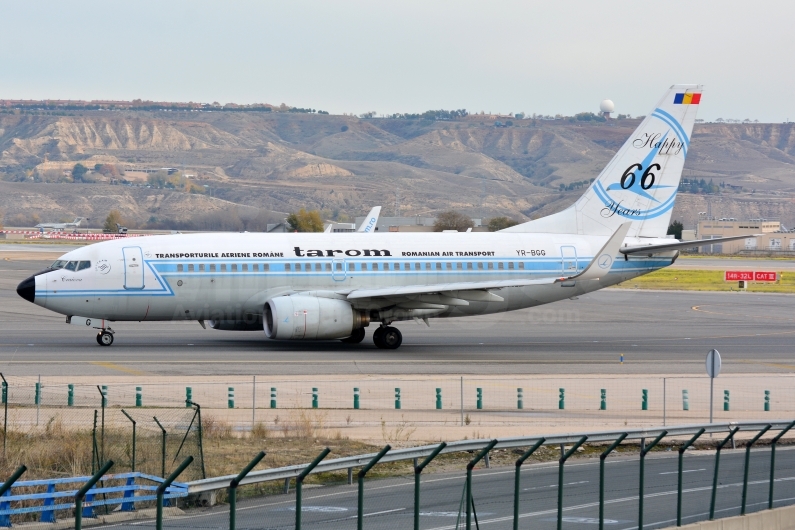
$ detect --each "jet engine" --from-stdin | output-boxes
[209,317,263,331]
[263,295,369,340]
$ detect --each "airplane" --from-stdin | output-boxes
[35,217,87,231]
[16,86,756,348]
[324,206,381,233]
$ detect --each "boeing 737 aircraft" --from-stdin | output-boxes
[16,86,753,348]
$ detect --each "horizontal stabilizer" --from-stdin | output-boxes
[620,234,761,255]
[558,222,631,282]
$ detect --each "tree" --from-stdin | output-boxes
[72,163,88,182]
[487,217,519,231]
[667,220,684,239]
[286,208,325,232]
[104,210,123,232]
[434,211,474,232]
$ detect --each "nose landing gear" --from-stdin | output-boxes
[96,329,114,347]
[373,325,402,349]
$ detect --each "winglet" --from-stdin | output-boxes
[557,222,631,283]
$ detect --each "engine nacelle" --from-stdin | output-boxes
[263,296,368,340]
[209,317,263,331]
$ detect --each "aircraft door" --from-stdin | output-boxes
[122,247,145,290]
[331,258,347,281]
[560,246,577,275]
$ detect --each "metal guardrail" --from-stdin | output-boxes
[0,471,188,526]
[187,420,792,493]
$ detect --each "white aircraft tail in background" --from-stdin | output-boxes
[357,206,381,233]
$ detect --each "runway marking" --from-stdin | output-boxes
[740,360,795,371]
[523,480,589,491]
[659,468,704,475]
[692,305,795,322]
[88,361,148,376]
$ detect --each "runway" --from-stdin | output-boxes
[2,259,794,377]
[95,446,795,530]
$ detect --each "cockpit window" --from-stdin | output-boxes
[76,261,91,271]
[51,260,68,269]
[64,261,78,271]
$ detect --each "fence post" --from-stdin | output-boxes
[229,451,266,530]
[435,388,442,410]
[710,427,739,520]
[121,409,137,472]
[513,438,544,530]
[136,386,142,407]
[723,390,730,412]
[599,434,627,530]
[764,390,770,412]
[642,389,648,411]
[295,447,330,530]
[354,388,360,410]
[271,387,277,409]
[557,436,587,530]
[0,466,26,528]
[558,388,565,410]
[742,425,771,515]
[600,389,606,411]
[395,388,401,409]
[1,374,7,460]
[683,390,689,411]
[68,384,74,407]
[312,388,318,409]
[185,387,192,408]
[156,457,193,530]
[153,416,167,478]
[517,388,523,410]
[228,387,235,409]
[769,420,795,510]
[358,445,391,530]
[639,430,667,530]
[677,428,704,526]
[467,439,497,530]
[415,442,446,530]
[75,460,113,530]
[476,388,482,410]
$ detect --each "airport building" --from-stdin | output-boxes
[694,218,795,253]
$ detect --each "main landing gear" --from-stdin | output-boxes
[96,329,114,347]
[373,325,402,350]
[340,327,366,344]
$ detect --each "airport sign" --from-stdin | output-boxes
[724,271,777,282]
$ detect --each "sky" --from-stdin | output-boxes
[1,1,793,122]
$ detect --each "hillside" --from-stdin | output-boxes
[1,110,794,227]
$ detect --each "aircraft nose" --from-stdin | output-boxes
[16,275,35,303]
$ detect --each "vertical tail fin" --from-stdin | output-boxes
[503,85,702,237]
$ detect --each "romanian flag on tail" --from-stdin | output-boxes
[674,92,701,105]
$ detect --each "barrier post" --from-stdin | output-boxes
[395,388,401,409]
[476,388,482,410]
[557,436,587,530]
[312,388,318,409]
[639,431,667,530]
[156,457,193,530]
[228,387,235,409]
[353,388,360,410]
[185,387,192,408]
[677,428,704,526]
[68,384,74,407]
[358,445,391,530]
[723,390,730,412]
[467,440,497,530]
[709,427,739,520]
[35,382,41,406]
[642,389,648,411]
[121,409,137,472]
[296,448,331,530]
[599,434,627,530]
[415,442,446,530]
[517,388,523,410]
[558,388,565,410]
[683,390,689,411]
[600,389,606,411]
[135,386,142,407]
[769,420,795,510]
[435,388,442,410]
[0,466,26,527]
[101,385,107,407]
[764,390,770,412]
[229,451,266,530]
[271,387,277,409]
[741,425,771,515]
[75,460,113,530]
[513,438,544,530]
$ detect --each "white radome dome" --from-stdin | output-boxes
[599,99,615,113]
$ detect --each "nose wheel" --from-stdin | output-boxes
[96,330,114,347]
[373,326,402,349]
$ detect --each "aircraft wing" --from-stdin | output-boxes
[346,222,631,304]
[357,206,381,233]
[619,234,761,256]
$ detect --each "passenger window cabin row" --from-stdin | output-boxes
[175,262,526,272]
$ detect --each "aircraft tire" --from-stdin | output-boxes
[381,326,402,349]
[96,333,103,345]
[99,331,114,347]
[340,327,366,344]
[372,327,386,348]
